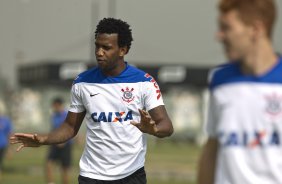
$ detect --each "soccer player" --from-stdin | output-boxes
[46,97,72,184]
[197,0,281,184]
[10,18,173,184]
[0,102,13,179]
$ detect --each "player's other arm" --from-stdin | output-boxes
[148,105,173,138]
[10,111,86,152]
[197,137,218,184]
[131,106,173,138]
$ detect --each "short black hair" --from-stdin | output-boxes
[52,97,64,105]
[95,18,133,52]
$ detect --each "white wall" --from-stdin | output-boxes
[116,0,282,65]
[0,0,282,87]
[116,0,223,66]
[0,0,94,87]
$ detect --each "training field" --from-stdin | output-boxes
[3,139,200,184]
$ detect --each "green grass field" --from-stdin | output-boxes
[2,139,201,184]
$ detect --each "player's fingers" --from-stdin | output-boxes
[138,109,145,118]
[10,136,19,141]
[141,110,152,119]
[142,110,151,119]
[33,134,39,141]
[16,144,25,152]
[13,133,27,136]
[143,116,152,123]
[33,134,43,144]
[138,109,151,121]
[14,133,34,139]
[10,136,22,144]
[10,138,23,144]
[10,140,23,144]
[139,109,150,118]
[141,109,148,115]
[149,120,156,125]
[13,137,33,142]
[145,116,152,122]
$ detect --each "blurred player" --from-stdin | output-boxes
[0,101,13,179]
[46,97,72,184]
[10,18,173,184]
[197,0,281,184]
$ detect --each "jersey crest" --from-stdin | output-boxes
[121,87,135,103]
[265,93,282,118]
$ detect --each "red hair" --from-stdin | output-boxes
[219,0,277,38]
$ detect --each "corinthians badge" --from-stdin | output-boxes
[121,87,135,103]
[265,93,282,117]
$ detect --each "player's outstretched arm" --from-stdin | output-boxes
[197,137,218,184]
[10,111,86,152]
[131,106,173,138]
[10,133,46,152]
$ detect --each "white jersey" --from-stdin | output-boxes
[69,63,164,180]
[206,57,282,184]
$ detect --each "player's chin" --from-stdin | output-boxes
[97,62,107,70]
[225,50,241,62]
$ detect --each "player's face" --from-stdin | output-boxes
[95,33,126,71]
[217,10,254,61]
[52,102,63,113]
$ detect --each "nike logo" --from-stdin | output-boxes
[90,93,99,97]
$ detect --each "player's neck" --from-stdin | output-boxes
[241,39,278,76]
[102,59,126,77]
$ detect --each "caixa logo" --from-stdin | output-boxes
[218,130,280,148]
[91,111,133,123]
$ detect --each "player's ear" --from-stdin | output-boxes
[252,20,265,41]
[119,46,128,56]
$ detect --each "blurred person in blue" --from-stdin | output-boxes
[197,0,282,184]
[46,97,72,184]
[10,18,173,184]
[0,101,13,177]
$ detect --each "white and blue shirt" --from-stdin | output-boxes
[206,57,282,184]
[69,63,164,180]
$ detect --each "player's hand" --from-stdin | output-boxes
[9,133,46,152]
[130,109,158,136]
